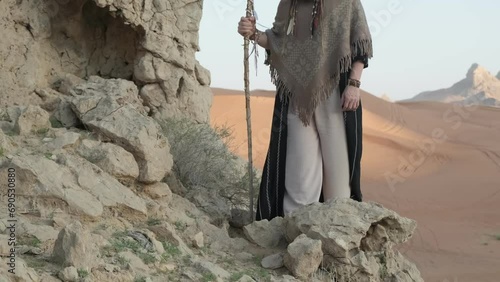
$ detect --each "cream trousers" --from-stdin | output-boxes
[283,87,351,215]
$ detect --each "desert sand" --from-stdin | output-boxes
[210,87,500,282]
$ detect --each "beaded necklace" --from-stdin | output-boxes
[287,0,324,37]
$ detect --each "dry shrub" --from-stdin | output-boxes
[159,118,260,209]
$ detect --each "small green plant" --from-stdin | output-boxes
[174,221,186,232]
[34,127,49,136]
[182,255,192,264]
[147,217,162,226]
[161,241,181,260]
[230,272,244,282]
[77,268,89,278]
[0,147,4,157]
[138,252,157,264]
[4,130,16,136]
[44,153,53,160]
[116,254,130,268]
[94,223,107,231]
[18,235,41,248]
[24,257,47,268]
[100,230,141,256]
[252,255,262,266]
[495,234,500,241]
[251,268,270,280]
[49,116,64,128]
[201,272,216,282]
[134,276,147,282]
[112,230,129,238]
[111,237,141,253]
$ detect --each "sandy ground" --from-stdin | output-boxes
[210,87,500,282]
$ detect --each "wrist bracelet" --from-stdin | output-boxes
[348,78,361,88]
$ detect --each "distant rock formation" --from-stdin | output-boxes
[408,63,500,107]
[381,93,393,102]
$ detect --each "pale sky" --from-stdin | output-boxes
[197,0,500,101]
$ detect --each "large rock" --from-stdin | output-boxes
[77,139,140,181]
[262,253,285,270]
[283,234,323,280]
[0,257,39,282]
[143,182,172,201]
[0,153,147,219]
[117,251,150,275]
[284,198,422,281]
[58,266,79,282]
[52,98,80,128]
[45,131,81,150]
[52,221,102,268]
[284,199,416,256]
[14,105,51,135]
[70,77,173,183]
[243,217,287,249]
[193,259,231,280]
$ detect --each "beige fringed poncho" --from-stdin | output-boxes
[265,0,373,125]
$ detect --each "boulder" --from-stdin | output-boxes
[117,251,150,275]
[284,198,422,281]
[52,98,80,128]
[52,221,102,268]
[70,77,173,183]
[284,199,416,256]
[56,73,85,96]
[191,232,204,248]
[14,105,51,135]
[0,153,147,218]
[283,234,323,280]
[139,84,166,110]
[58,266,79,282]
[143,182,172,201]
[0,257,39,282]
[193,259,231,280]
[77,139,140,180]
[262,253,285,270]
[243,217,287,249]
[46,131,81,150]
[35,88,61,112]
[229,208,252,229]
[59,153,147,218]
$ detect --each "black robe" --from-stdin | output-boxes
[255,53,368,221]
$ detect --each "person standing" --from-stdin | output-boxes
[237,0,373,219]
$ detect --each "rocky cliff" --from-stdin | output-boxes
[408,63,500,107]
[0,0,211,123]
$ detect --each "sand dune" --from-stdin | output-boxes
[210,87,500,282]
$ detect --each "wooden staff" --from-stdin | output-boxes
[244,0,255,222]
